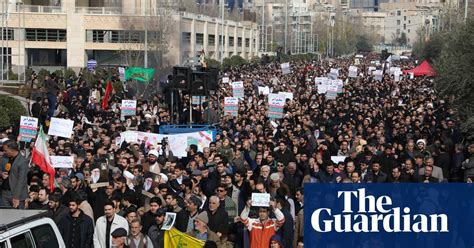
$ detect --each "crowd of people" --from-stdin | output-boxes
[0,53,473,248]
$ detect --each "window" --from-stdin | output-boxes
[182,32,191,43]
[404,16,407,21]
[92,30,106,43]
[245,38,250,47]
[10,232,35,248]
[397,10,401,16]
[2,28,13,40]
[237,37,242,47]
[404,24,406,30]
[25,29,66,42]
[208,34,215,46]
[219,35,225,45]
[196,33,204,45]
[409,20,411,24]
[396,29,400,35]
[408,29,410,33]
[397,20,400,25]
[229,36,234,46]
[31,224,59,248]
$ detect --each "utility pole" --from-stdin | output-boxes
[465,0,469,23]
[261,0,265,53]
[1,2,4,81]
[284,0,288,53]
[144,0,148,68]
[220,0,224,62]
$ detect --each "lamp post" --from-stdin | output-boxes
[144,0,148,68]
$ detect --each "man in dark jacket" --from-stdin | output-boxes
[47,193,69,224]
[364,161,388,183]
[58,198,94,248]
[141,197,163,234]
[148,208,166,248]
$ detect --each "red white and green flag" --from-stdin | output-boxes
[31,126,55,190]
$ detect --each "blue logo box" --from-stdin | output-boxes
[304,183,474,248]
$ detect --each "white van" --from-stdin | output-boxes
[0,209,66,248]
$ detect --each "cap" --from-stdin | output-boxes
[60,177,72,189]
[74,173,85,181]
[145,114,152,118]
[192,169,202,176]
[111,228,128,238]
[148,150,159,158]
[154,208,166,217]
[416,139,426,146]
[195,211,209,225]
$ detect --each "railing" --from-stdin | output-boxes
[17,5,63,13]
[75,7,122,15]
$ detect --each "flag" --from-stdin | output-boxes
[102,79,113,110]
[125,67,155,83]
[31,126,55,191]
[164,228,205,248]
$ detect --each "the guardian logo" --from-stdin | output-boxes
[311,188,449,233]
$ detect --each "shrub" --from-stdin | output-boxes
[0,106,11,131]
[0,95,28,128]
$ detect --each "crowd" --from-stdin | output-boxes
[0,54,473,248]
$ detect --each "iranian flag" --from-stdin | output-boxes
[31,126,55,190]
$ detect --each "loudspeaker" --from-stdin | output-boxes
[190,72,208,95]
[207,67,218,91]
[172,66,191,90]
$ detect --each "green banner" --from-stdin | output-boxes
[125,67,155,82]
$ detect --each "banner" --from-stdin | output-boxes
[87,59,97,72]
[120,130,214,158]
[278,92,293,101]
[48,118,74,139]
[164,228,205,248]
[281,62,291,75]
[394,71,402,82]
[348,66,358,78]
[19,116,38,142]
[268,93,285,119]
[368,66,376,74]
[121,100,137,117]
[50,156,74,168]
[231,81,244,99]
[125,67,155,82]
[258,86,270,95]
[304,184,474,248]
[224,97,239,117]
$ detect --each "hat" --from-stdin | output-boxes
[195,211,209,225]
[189,195,203,207]
[148,150,159,158]
[75,173,85,181]
[416,139,426,146]
[154,208,166,217]
[270,234,285,247]
[159,173,168,183]
[111,228,128,238]
[144,114,152,118]
[192,169,202,176]
[60,177,72,189]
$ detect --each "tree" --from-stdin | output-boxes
[433,21,474,140]
[412,31,445,63]
[355,34,373,53]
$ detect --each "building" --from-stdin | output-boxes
[0,0,259,75]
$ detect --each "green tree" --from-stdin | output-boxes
[355,35,373,53]
[0,106,11,131]
[434,21,474,140]
[0,95,27,128]
[222,55,247,68]
[412,31,445,63]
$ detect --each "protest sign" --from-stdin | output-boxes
[121,100,137,117]
[278,92,293,101]
[281,62,291,75]
[328,68,339,79]
[368,66,376,74]
[258,86,270,95]
[50,156,74,168]
[268,93,285,119]
[118,67,126,81]
[373,70,383,81]
[331,156,347,164]
[251,193,271,207]
[222,77,229,83]
[231,81,244,99]
[348,66,358,78]
[394,71,402,82]
[224,97,239,117]
[19,116,38,142]
[48,118,74,139]
[162,212,177,230]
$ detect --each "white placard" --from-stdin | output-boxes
[48,118,74,139]
[281,62,291,75]
[224,97,239,105]
[251,193,271,207]
[222,77,229,83]
[331,156,347,164]
[328,68,339,80]
[278,92,293,101]
[373,70,383,81]
[118,67,126,81]
[258,86,270,95]
[161,212,177,230]
[348,66,358,78]
[368,66,376,74]
[50,156,74,168]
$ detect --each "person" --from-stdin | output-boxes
[462,144,474,182]
[206,196,229,236]
[47,193,69,224]
[1,140,29,208]
[94,201,129,248]
[141,196,163,234]
[58,198,95,248]
[240,200,285,248]
[187,211,231,247]
[111,228,129,248]
[270,234,285,248]
[147,208,166,248]
[127,219,153,248]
